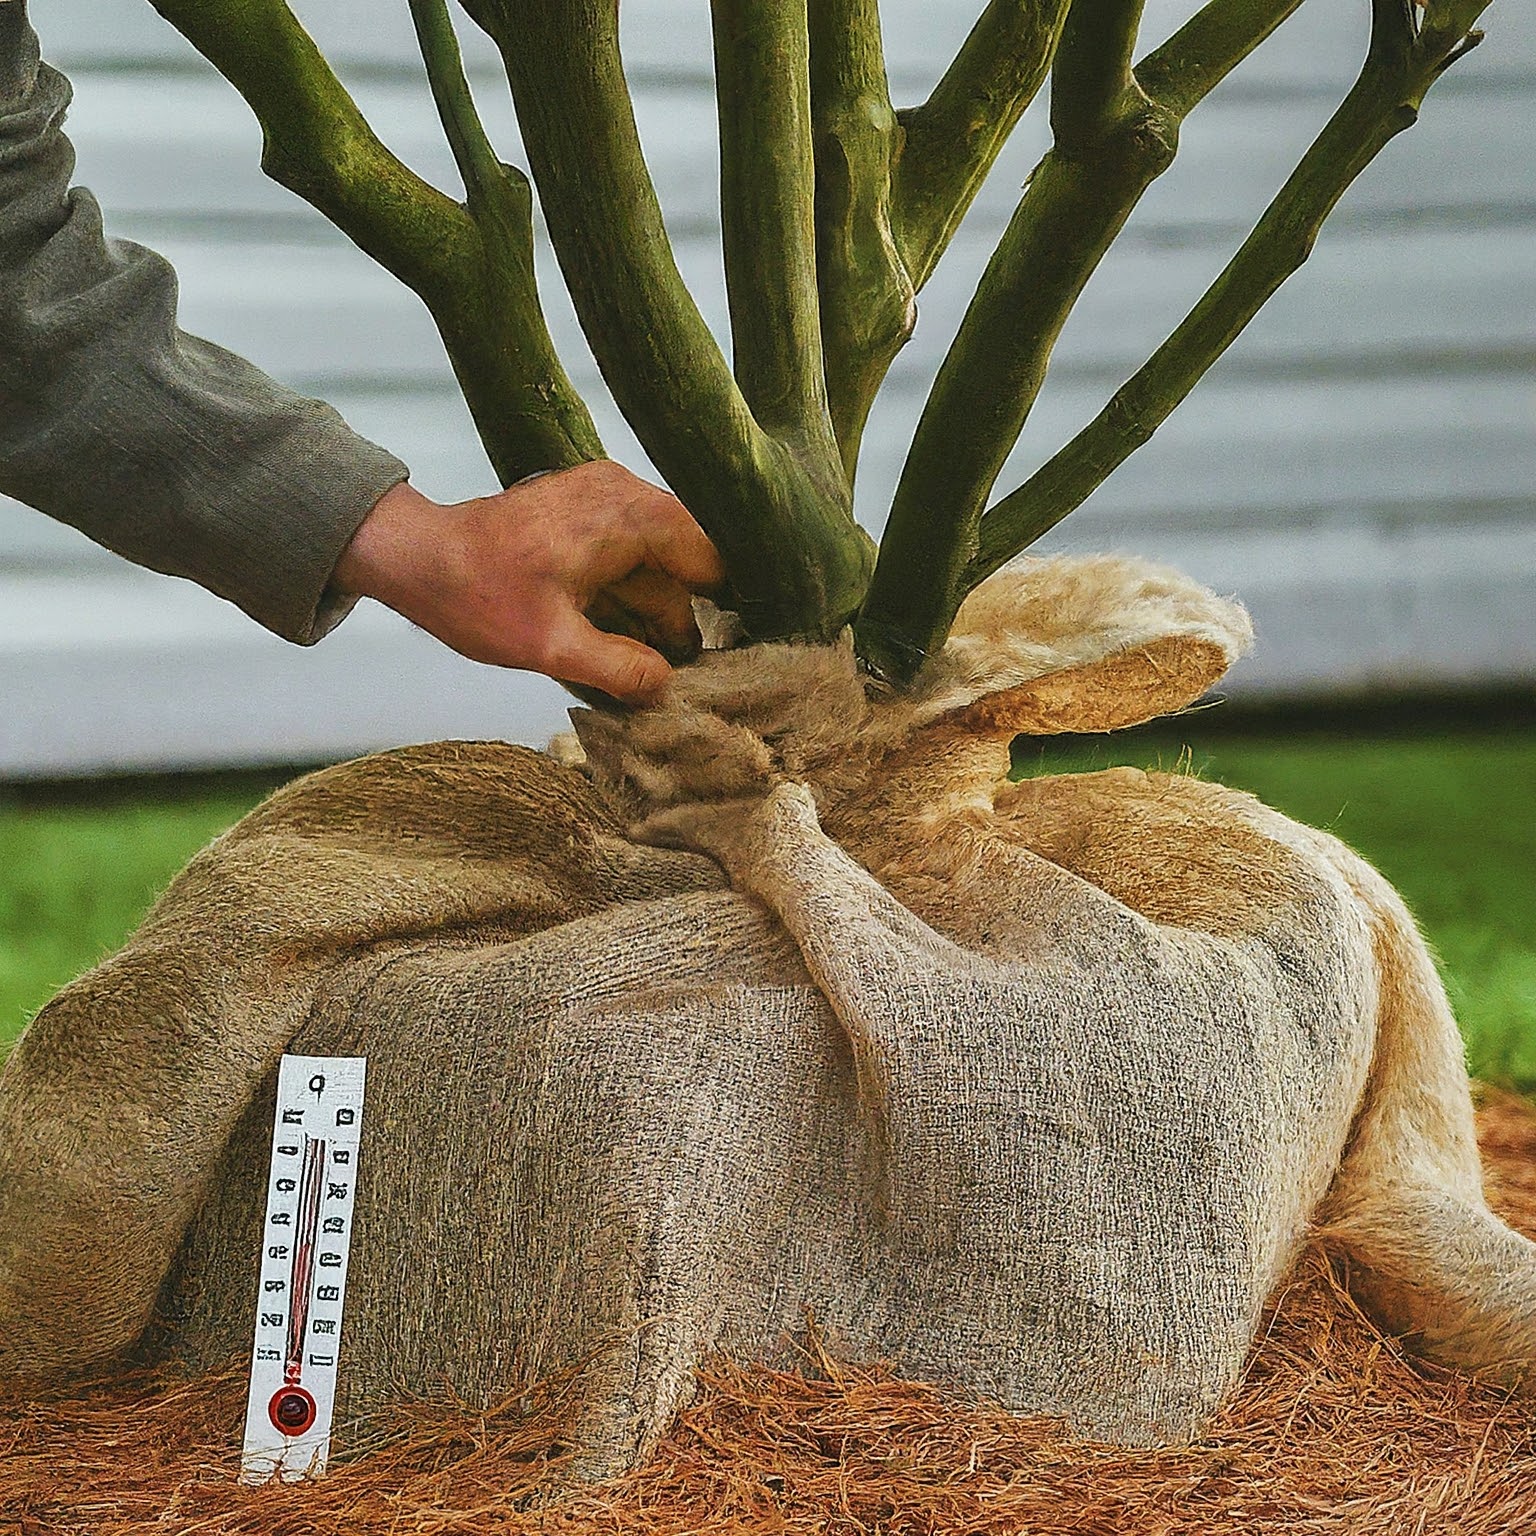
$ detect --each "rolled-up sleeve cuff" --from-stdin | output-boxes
[173,381,411,645]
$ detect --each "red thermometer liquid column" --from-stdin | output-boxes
[240,1054,366,1485]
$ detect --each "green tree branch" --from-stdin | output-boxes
[473,0,873,641]
[150,0,602,485]
[808,0,914,476]
[1050,0,1147,148]
[1136,0,1305,118]
[971,0,1491,584]
[407,0,507,212]
[856,0,1306,682]
[148,0,474,293]
[157,0,1494,676]
[404,0,604,482]
[712,0,841,480]
[892,1,1072,290]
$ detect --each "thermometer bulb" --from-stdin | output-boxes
[269,1384,318,1437]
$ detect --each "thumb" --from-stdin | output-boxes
[544,610,673,706]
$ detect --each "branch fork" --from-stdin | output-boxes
[151,0,1495,681]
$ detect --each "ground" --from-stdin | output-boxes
[7,1096,1536,1532]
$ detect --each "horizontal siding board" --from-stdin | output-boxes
[876,373,1536,535]
[1145,521,1536,695]
[36,1,1536,87]
[54,68,1536,237]
[6,513,1534,777]
[68,222,1531,395]
[0,571,573,776]
[8,369,1531,568]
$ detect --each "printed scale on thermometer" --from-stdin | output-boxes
[240,1054,366,1485]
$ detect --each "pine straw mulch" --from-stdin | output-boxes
[7,1094,1536,1536]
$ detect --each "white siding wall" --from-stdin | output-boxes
[3,1,1533,774]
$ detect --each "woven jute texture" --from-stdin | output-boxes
[6,1098,1536,1535]
[2,553,1533,1481]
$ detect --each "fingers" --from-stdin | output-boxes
[626,486,726,594]
[602,567,702,662]
[542,608,674,707]
[506,459,724,597]
[358,463,723,702]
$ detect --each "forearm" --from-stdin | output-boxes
[0,2,407,643]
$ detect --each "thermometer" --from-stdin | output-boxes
[240,1054,366,1485]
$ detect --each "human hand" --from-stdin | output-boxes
[333,461,725,705]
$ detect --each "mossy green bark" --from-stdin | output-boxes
[149,0,1492,675]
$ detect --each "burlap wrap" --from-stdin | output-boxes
[3,554,1534,1476]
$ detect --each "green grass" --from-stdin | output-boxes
[0,777,282,1053]
[2,728,1533,1084]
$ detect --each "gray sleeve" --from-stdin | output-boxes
[0,4,410,644]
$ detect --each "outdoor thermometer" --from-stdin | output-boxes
[239,1054,367,1485]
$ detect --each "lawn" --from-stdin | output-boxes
[0,773,286,1057]
[2,725,1534,1083]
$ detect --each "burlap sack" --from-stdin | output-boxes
[2,553,1533,1477]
